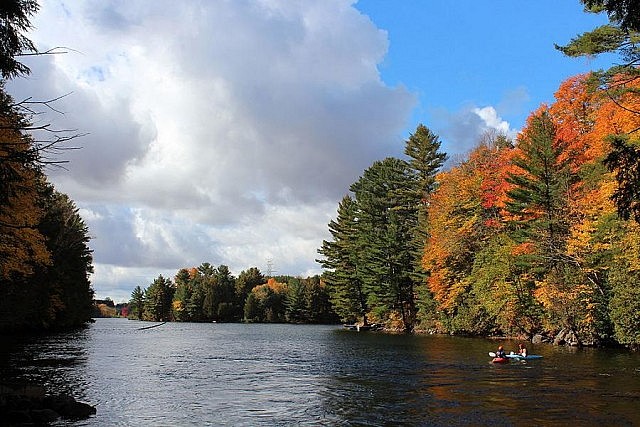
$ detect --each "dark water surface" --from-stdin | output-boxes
[2,318,640,426]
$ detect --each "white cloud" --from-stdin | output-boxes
[472,106,515,137]
[7,0,415,301]
[429,104,518,156]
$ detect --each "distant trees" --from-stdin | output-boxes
[129,264,337,325]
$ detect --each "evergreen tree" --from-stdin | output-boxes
[351,158,417,332]
[235,267,265,314]
[143,275,174,321]
[34,181,94,329]
[214,265,236,321]
[129,286,145,320]
[506,111,573,267]
[285,277,306,323]
[0,0,39,79]
[505,111,577,332]
[603,135,640,222]
[317,195,369,325]
[303,276,337,323]
[403,124,447,324]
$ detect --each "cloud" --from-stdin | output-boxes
[7,0,416,301]
[429,104,518,156]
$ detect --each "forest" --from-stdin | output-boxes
[319,73,640,347]
[0,1,94,333]
[2,1,639,351]
[127,265,338,325]
[317,1,640,348]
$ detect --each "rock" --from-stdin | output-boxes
[1,383,96,423]
[43,394,96,419]
[565,330,580,346]
[31,408,61,423]
[554,328,581,346]
[532,334,546,344]
[554,328,567,345]
[4,409,32,424]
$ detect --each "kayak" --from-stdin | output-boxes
[492,357,509,363]
[506,354,543,360]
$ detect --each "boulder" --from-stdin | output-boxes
[553,328,580,346]
[532,334,547,344]
[43,394,96,419]
[1,383,96,422]
[30,408,61,423]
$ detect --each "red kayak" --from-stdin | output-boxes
[492,357,509,363]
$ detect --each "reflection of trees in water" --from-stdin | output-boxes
[2,328,90,399]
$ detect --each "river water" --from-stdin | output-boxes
[2,318,639,426]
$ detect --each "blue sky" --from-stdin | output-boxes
[8,1,614,301]
[355,0,610,151]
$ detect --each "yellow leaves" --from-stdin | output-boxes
[96,303,117,317]
[173,300,184,313]
[614,222,640,272]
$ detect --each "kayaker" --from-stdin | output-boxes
[496,345,506,359]
[518,343,527,357]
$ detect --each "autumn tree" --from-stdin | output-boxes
[557,1,640,223]
[243,278,287,322]
[0,86,49,282]
[421,134,523,334]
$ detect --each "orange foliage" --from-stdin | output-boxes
[0,125,51,279]
[423,140,515,309]
[549,75,602,170]
[187,267,198,279]
[266,277,287,294]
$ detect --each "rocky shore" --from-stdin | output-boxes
[0,383,96,425]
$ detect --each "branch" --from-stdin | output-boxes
[603,86,640,116]
[17,46,80,57]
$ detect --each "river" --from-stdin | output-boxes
[2,318,639,426]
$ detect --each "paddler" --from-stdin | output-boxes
[518,343,527,357]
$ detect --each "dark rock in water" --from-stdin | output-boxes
[0,383,96,424]
[30,408,60,423]
[44,394,96,419]
[4,409,32,424]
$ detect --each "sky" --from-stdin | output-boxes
[7,1,611,302]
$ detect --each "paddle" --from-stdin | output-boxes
[488,352,496,357]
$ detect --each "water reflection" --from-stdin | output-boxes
[1,328,91,400]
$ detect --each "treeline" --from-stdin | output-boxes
[319,73,640,347]
[0,2,94,333]
[127,264,338,324]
